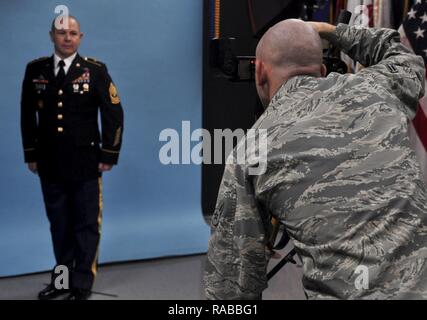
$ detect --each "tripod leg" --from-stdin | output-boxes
[267,249,297,281]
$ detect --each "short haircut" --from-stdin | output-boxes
[50,15,80,32]
[256,19,323,70]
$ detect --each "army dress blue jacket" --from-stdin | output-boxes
[21,54,124,182]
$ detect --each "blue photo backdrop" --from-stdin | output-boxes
[0,0,210,276]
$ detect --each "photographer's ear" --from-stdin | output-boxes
[255,59,270,107]
[321,64,327,77]
[255,59,267,86]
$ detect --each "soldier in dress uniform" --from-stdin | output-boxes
[20,15,124,300]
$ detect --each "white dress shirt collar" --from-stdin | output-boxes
[54,52,77,76]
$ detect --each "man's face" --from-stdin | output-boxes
[50,18,82,59]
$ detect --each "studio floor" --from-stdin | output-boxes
[0,245,306,300]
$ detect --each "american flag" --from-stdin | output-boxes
[399,0,427,182]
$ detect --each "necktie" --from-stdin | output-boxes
[56,60,65,86]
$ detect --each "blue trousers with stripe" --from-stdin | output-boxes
[40,178,102,290]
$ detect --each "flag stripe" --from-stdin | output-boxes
[413,104,427,150]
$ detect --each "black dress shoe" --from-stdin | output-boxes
[64,288,91,300]
[38,284,70,300]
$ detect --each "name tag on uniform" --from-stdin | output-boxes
[33,76,49,91]
[34,83,46,91]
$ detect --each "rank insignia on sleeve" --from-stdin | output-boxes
[386,64,398,73]
[113,127,122,147]
[109,82,121,105]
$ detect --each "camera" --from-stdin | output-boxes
[210,4,352,82]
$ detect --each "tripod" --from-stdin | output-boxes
[266,223,299,281]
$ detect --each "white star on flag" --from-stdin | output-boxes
[400,0,427,183]
[415,27,425,38]
[408,8,418,19]
[420,12,427,24]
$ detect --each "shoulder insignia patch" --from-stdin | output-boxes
[109,82,121,105]
[211,201,224,227]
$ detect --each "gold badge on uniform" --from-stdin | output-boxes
[83,83,89,92]
[109,82,120,105]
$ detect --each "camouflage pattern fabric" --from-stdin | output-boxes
[204,23,427,300]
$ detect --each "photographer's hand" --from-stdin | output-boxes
[307,22,336,38]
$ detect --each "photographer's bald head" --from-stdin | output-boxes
[255,19,326,107]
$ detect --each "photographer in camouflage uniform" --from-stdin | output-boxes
[205,19,427,300]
